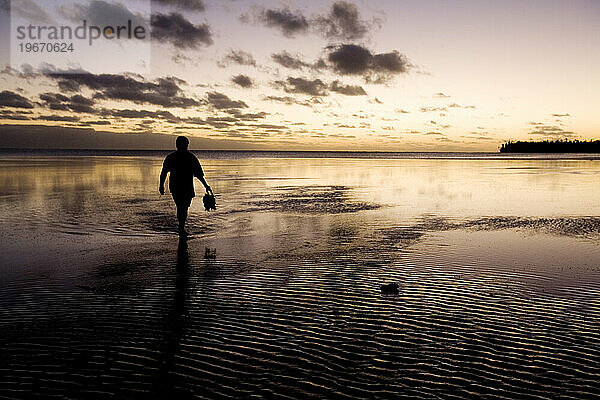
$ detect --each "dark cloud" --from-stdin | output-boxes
[244,2,377,41]
[205,91,248,110]
[36,115,80,122]
[330,80,366,96]
[226,111,268,120]
[85,120,111,125]
[47,73,199,108]
[152,0,205,11]
[327,44,371,74]
[10,0,53,23]
[314,1,370,40]
[68,95,95,113]
[274,77,328,96]
[326,44,410,83]
[263,95,314,107]
[59,1,141,26]
[0,91,35,109]
[271,51,311,69]
[231,74,254,88]
[40,93,96,113]
[372,52,409,74]
[0,110,33,120]
[40,93,69,110]
[100,109,180,123]
[258,8,309,37]
[151,12,212,48]
[264,96,300,105]
[218,49,256,67]
[247,123,288,130]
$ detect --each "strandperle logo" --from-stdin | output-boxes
[16,20,147,46]
[10,0,151,74]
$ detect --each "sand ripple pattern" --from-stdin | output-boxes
[1,234,600,399]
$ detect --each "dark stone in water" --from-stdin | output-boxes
[380,283,399,294]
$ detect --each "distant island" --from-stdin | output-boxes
[500,139,600,153]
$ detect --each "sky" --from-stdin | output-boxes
[0,0,598,151]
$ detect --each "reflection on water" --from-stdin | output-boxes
[1,154,600,398]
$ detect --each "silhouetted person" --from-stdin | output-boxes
[159,136,212,235]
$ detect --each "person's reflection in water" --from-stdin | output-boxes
[153,235,193,398]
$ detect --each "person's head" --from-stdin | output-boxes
[176,136,189,150]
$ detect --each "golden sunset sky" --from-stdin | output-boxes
[0,0,598,151]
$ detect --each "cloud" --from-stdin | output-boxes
[218,49,256,67]
[0,91,35,109]
[227,111,267,121]
[152,0,205,11]
[395,108,410,114]
[447,103,476,109]
[69,95,95,113]
[329,80,366,96]
[373,52,409,74]
[327,44,371,74]
[100,109,180,123]
[251,7,309,37]
[10,0,52,23]
[244,2,377,40]
[204,91,248,110]
[420,106,447,112]
[433,92,450,98]
[264,96,299,105]
[263,95,314,107]
[274,77,328,96]
[59,0,145,28]
[40,92,95,113]
[36,115,80,122]
[314,1,372,40]
[0,110,33,120]
[47,73,199,108]
[232,74,253,88]
[552,113,570,117]
[151,12,212,48]
[528,125,575,137]
[85,120,111,125]
[326,44,410,83]
[271,51,311,69]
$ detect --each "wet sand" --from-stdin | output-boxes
[1,153,600,398]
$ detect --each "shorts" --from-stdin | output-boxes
[172,194,193,209]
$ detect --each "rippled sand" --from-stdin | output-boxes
[1,154,600,399]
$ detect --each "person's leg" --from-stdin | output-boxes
[176,201,188,229]
[173,195,191,234]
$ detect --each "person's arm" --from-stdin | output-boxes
[198,176,212,193]
[159,158,168,195]
[193,157,212,193]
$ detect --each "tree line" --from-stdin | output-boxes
[500,139,600,153]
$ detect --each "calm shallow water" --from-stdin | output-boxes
[1,153,599,399]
